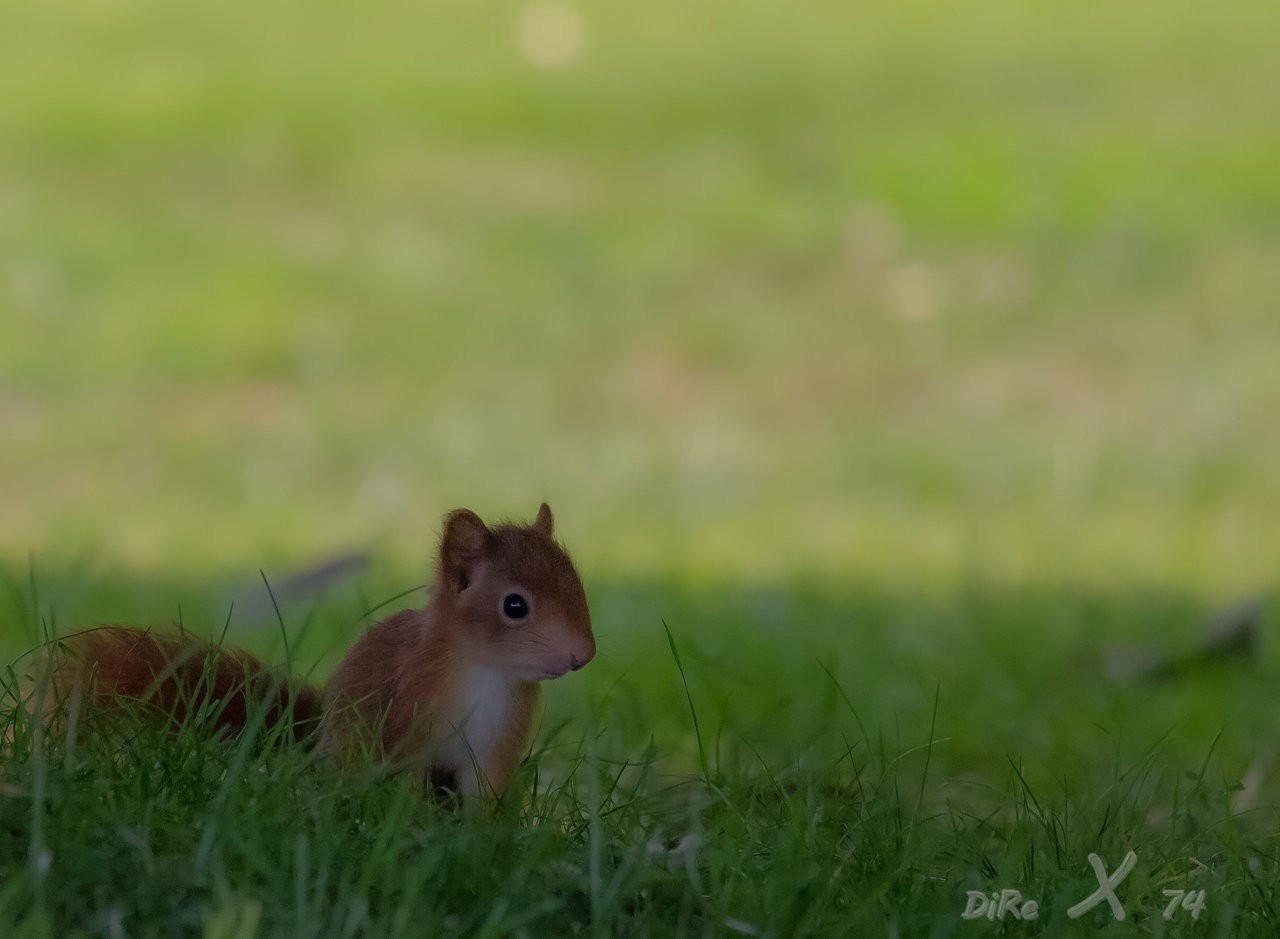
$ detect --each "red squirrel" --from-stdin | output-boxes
[45,503,595,800]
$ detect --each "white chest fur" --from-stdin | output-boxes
[436,666,512,797]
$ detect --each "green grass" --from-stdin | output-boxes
[2,611,1277,938]
[2,577,1277,935]
[3,0,1280,933]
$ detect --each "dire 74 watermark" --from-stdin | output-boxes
[961,851,1206,924]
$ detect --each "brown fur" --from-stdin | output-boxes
[42,503,595,800]
[49,626,322,741]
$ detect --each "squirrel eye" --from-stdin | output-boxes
[502,593,530,620]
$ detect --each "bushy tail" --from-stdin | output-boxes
[45,626,323,743]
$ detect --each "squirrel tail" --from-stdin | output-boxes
[45,626,323,744]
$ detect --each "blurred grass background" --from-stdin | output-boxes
[2,0,1279,788]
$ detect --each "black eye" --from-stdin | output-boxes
[502,593,530,620]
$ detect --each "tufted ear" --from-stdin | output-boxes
[533,502,554,537]
[440,508,492,592]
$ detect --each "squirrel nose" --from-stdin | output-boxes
[568,635,596,672]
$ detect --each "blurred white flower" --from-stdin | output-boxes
[883,261,947,322]
[516,1,585,69]
[645,832,702,871]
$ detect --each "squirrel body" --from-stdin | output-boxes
[45,503,594,800]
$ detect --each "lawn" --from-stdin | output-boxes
[2,0,1279,934]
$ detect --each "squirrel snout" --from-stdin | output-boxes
[568,635,596,672]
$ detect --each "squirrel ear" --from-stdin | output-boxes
[534,502,554,536]
[440,509,492,591]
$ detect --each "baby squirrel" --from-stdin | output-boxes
[45,503,595,800]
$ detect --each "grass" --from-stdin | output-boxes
[3,0,1280,933]
[2,577,1277,935]
[2,619,1274,938]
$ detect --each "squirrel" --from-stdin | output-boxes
[42,503,595,800]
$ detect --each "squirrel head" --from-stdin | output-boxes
[432,503,595,681]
